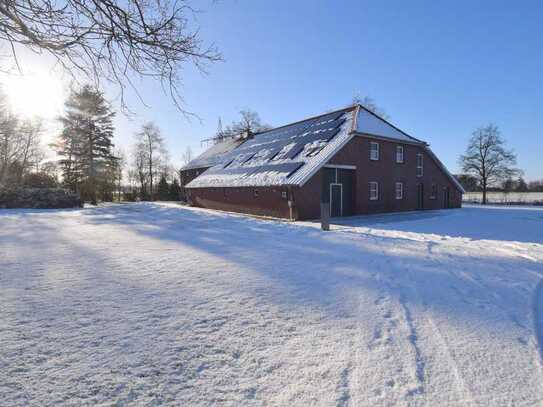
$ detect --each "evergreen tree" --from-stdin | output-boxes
[157,174,170,201]
[516,177,528,192]
[169,178,181,201]
[56,86,116,204]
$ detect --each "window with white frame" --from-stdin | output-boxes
[430,184,437,199]
[370,142,380,161]
[396,146,404,163]
[369,182,379,200]
[416,153,423,177]
[395,182,404,199]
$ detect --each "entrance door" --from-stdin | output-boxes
[330,183,343,217]
[443,187,450,209]
[322,167,355,217]
[417,183,424,210]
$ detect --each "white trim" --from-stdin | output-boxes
[370,141,380,161]
[395,182,404,200]
[330,183,343,217]
[396,145,404,163]
[416,153,424,177]
[324,164,356,170]
[369,181,379,201]
[354,132,426,147]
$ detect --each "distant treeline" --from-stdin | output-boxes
[456,174,543,193]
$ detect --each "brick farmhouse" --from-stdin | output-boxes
[180,105,463,220]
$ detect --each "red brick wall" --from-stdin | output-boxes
[186,136,462,220]
[187,186,293,219]
[293,136,462,218]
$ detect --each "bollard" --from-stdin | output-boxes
[321,203,330,231]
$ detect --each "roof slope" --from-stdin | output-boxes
[356,107,425,144]
[186,104,462,192]
[186,106,356,188]
[181,137,245,171]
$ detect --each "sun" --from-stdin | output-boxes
[2,71,66,120]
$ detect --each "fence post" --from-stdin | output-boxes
[321,203,330,231]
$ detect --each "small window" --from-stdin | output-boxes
[396,146,404,163]
[369,182,379,200]
[430,184,437,199]
[416,153,423,177]
[281,191,287,199]
[254,189,259,198]
[395,182,404,200]
[370,142,380,161]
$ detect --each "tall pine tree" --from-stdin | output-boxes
[56,86,116,204]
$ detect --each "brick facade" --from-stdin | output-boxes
[186,135,462,220]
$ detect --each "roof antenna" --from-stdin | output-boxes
[217,117,223,135]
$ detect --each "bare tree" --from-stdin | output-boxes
[352,94,390,120]
[133,122,168,200]
[0,0,221,112]
[181,146,193,165]
[459,124,521,204]
[213,110,270,143]
[0,90,44,185]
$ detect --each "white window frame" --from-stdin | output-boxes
[369,182,379,200]
[416,153,423,177]
[396,146,404,163]
[395,182,404,200]
[430,184,437,199]
[370,142,380,161]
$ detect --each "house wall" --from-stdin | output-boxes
[293,136,462,219]
[186,135,462,221]
[187,186,293,219]
[180,167,209,201]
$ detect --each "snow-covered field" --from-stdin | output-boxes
[1,203,543,406]
[463,191,543,205]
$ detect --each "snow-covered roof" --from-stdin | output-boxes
[181,137,246,171]
[186,107,356,188]
[355,106,425,144]
[186,104,461,192]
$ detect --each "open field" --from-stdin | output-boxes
[463,192,543,205]
[1,203,543,406]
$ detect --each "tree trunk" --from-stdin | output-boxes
[482,181,487,205]
[89,133,97,205]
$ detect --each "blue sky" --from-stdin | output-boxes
[114,0,543,180]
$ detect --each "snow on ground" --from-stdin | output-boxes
[1,203,543,406]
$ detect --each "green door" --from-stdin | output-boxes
[330,184,342,217]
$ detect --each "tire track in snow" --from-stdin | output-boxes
[423,314,476,406]
[428,240,543,402]
[370,258,427,400]
[397,295,425,397]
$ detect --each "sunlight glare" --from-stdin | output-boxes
[2,71,65,120]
